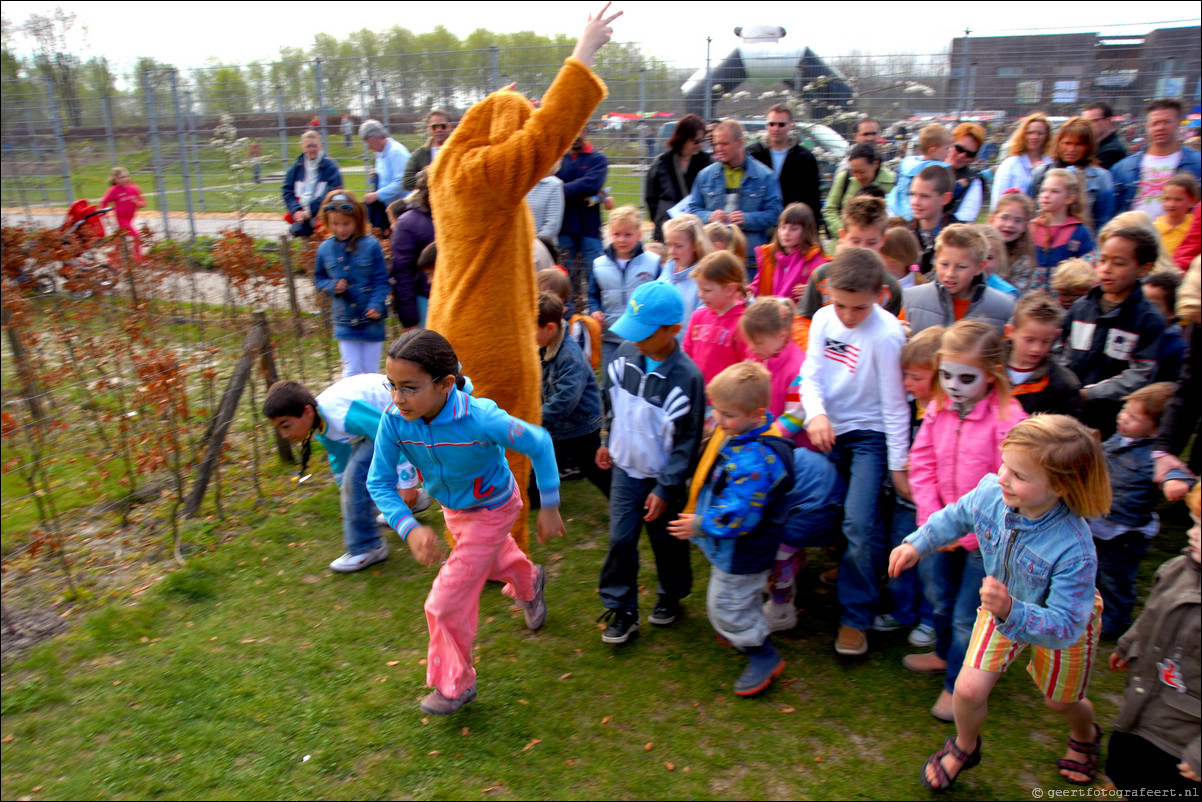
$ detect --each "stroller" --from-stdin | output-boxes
[58,199,119,298]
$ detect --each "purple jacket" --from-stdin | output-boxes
[389,207,434,328]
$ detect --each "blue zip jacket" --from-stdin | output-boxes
[540,325,602,440]
[905,474,1097,650]
[313,373,418,488]
[691,422,794,574]
[887,155,951,221]
[313,235,390,342]
[367,386,560,540]
[589,243,661,344]
[686,156,783,254]
[1111,147,1202,214]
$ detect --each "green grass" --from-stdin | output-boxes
[2,453,1191,799]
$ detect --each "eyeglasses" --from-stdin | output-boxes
[429,123,448,130]
[383,377,438,399]
[323,195,356,213]
[954,143,979,158]
[766,121,789,128]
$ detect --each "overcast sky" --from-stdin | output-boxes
[5,1,1200,71]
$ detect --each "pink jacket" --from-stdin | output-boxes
[684,299,750,384]
[750,244,829,302]
[909,389,1027,550]
[749,338,810,448]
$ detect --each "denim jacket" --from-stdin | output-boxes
[1099,434,1194,530]
[686,157,783,254]
[905,474,1098,650]
[1111,147,1202,214]
[540,324,603,440]
[314,236,390,341]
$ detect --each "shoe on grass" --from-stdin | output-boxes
[409,489,433,514]
[763,600,797,632]
[329,542,389,573]
[734,642,785,696]
[419,683,477,715]
[902,651,948,675]
[834,625,868,656]
[647,596,681,626]
[520,564,547,631]
[599,609,639,644]
[908,622,937,647]
[930,689,955,722]
[873,613,904,632]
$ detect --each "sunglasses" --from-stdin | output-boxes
[954,143,979,158]
[767,121,789,128]
[323,195,356,213]
[429,123,448,130]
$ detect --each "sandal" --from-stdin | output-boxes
[1056,723,1103,786]
[921,735,982,791]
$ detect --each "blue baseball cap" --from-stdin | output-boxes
[609,281,685,343]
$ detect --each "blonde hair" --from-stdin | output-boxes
[919,123,952,155]
[109,166,130,185]
[692,250,747,288]
[1124,382,1177,426]
[977,225,1008,276]
[664,214,714,268]
[935,223,989,266]
[1011,290,1064,330]
[1050,258,1097,296]
[607,205,643,232]
[1040,168,1091,229]
[1099,210,1178,274]
[991,193,1037,280]
[739,296,794,340]
[705,221,747,262]
[933,320,1013,414]
[841,195,889,235]
[1001,415,1111,519]
[1008,113,1052,158]
[536,267,572,303]
[901,325,944,369]
[644,241,666,259]
[707,361,771,414]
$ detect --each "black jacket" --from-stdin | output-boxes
[1095,131,1128,171]
[748,141,821,225]
[1154,322,1201,475]
[1003,339,1083,419]
[643,149,712,241]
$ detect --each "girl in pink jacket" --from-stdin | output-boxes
[739,296,809,449]
[749,202,829,303]
[903,320,1027,722]
[683,250,750,386]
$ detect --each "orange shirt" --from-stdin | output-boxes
[952,298,971,320]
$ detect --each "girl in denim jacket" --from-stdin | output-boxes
[313,191,390,378]
[891,415,1112,790]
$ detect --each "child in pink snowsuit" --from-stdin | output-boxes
[101,167,145,259]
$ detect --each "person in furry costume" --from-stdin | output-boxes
[426,5,620,552]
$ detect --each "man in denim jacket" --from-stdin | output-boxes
[686,120,783,266]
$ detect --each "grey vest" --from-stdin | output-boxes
[903,281,1015,336]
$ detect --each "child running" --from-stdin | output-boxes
[658,214,714,334]
[890,415,1110,790]
[101,166,146,260]
[749,202,828,302]
[683,250,751,385]
[313,190,390,378]
[367,330,565,715]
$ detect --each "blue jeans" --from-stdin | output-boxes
[599,466,692,612]
[920,546,985,693]
[884,494,929,628]
[559,234,603,308]
[341,439,386,556]
[828,429,888,631]
[1095,530,1150,638]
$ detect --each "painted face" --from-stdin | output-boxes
[998,448,1061,519]
[1008,320,1060,371]
[711,403,763,437]
[1094,235,1148,301]
[934,245,982,298]
[848,157,877,186]
[748,331,789,361]
[609,223,641,259]
[839,224,884,252]
[777,222,803,253]
[696,278,741,314]
[1117,400,1158,440]
[1058,135,1088,166]
[902,365,934,402]
[991,205,1028,242]
[828,287,875,329]
[1161,184,1194,220]
[908,177,945,223]
[1038,177,1072,215]
[938,359,990,406]
[384,357,451,423]
[665,230,695,269]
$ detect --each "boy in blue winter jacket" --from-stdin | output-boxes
[887,124,952,221]
[588,205,661,367]
[670,362,795,696]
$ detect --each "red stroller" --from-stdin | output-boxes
[58,199,120,298]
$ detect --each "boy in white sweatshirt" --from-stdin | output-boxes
[776,247,911,656]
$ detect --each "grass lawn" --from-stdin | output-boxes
[1,447,1190,799]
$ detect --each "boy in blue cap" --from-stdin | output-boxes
[595,281,706,644]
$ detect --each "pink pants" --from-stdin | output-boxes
[115,217,142,259]
[425,488,535,698]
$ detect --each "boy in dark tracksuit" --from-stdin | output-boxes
[596,282,705,644]
[669,362,795,696]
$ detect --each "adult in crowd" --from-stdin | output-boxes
[836,117,882,171]
[687,119,783,262]
[979,130,1003,166]
[1029,116,1116,228]
[360,119,411,231]
[341,113,353,149]
[402,109,452,192]
[823,142,895,235]
[749,103,820,228]
[989,113,1053,211]
[390,171,435,332]
[526,162,565,242]
[1113,98,1202,218]
[556,126,609,301]
[946,122,987,223]
[1082,102,1127,170]
[643,113,711,241]
[281,130,343,237]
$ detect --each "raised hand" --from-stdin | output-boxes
[571,4,623,68]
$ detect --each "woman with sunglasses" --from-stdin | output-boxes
[1027,116,1116,230]
[945,123,987,223]
[313,190,391,378]
[402,110,452,192]
[644,113,712,241]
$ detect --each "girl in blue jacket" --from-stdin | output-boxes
[313,191,390,378]
[367,329,566,716]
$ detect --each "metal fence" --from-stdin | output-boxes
[2,25,1199,235]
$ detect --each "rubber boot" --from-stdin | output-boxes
[734,640,785,696]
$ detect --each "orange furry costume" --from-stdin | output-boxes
[427,59,607,551]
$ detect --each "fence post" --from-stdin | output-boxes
[183,312,270,517]
[490,46,500,93]
[276,84,288,180]
[956,29,971,122]
[314,58,327,137]
[23,107,50,205]
[278,235,305,338]
[122,237,140,306]
[2,306,47,422]
[704,37,713,122]
[256,312,295,464]
[170,70,197,242]
[359,81,371,191]
[102,95,117,167]
[380,78,389,131]
[185,90,206,212]
[42,76,74,205]
[141,68,172,236]
[639,64,647,169]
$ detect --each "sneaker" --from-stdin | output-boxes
[329,542,389,573]
[734,642,786,696]
[648,596,680,626]
[419,683,477,715]
[763,600,797,632]
[819,567,839,586]
[834,625,868,656]
[410,490,433,514]
[902,651,948,675]
[908,623,937,648]
[520,565,547,631]
[375,512,389,527]
[873,614,904,632]
[598,609,640,644]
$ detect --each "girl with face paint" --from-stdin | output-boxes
[901,321,1028,723]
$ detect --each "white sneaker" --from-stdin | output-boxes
[763,600,797,632]
[410,490,432,514]
[329,542,389,573]
[375,513,388,527]
[908,623,937,648]
[873,613,904,632]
